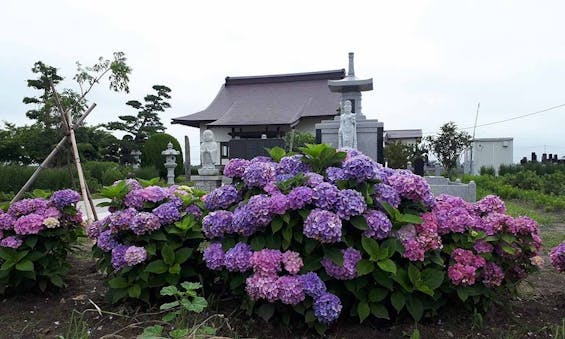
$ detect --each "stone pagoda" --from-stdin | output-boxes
[315,53,384,163]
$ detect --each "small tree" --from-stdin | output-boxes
[104,85,170,145]
[425,122,471,175]
[384,141,427,169]
[284,131,315,152]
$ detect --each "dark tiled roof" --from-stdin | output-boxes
[172,69,345,127]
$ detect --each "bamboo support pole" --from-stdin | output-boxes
[10,104,97,204]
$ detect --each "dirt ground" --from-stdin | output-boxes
[1,214,564,339]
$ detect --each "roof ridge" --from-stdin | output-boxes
[225,69,345,86]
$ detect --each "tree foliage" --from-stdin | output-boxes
[384,141,426,169]
[425,122,471,174]
[284,131,315,152]
[104,85,170,145]
[142,133,184,178]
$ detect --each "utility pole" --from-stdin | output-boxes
[469,102,480,175]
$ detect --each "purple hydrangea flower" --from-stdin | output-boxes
[337,147,362,161]
[434,195,476,234]
[224,242,253,272]
[275,173,294,183]
[202,210,233,238]
[342,155,380,182]
[245,273,279,302]
[282,251,303,275]
[86,218,107,239]
[276,275,305,305]
[203,242,225,270]
[231,205,256,237]
[299,272,327,299]
[550,241,565,273]
[0,213,15,230]
[108,208,137,233]
[305,172,324,187]
[321,247,361,280]
[13,213,44,235]
[50,189,81,208]
[250,156,273,163]
[474,195,506,215]
[473,240,494,253]
[250,249,282,276]
[263,181,280,195]
[335,189,366,220]
[0,236,23,249]
[97,230,119,252]
[314,292,342,324]
[242,161,276,188]
[111,245,128,270]
[269,193,289,215]
[204,185,240,211]
[124,189,144,209]
[8,198,48,217]
[388,171,434,205]
[185,204,202,219]
[152,202,181,225]
[482,262,505,287]
[130,212,161,235]
[287,186,314,210]
[363,210,393,239]
[326,167,345,183]
[124,246,148,266]
[304,209,342,243]
[223,158,250,178]
[373,183,401,208]
[312,182,340,210]
[231,195,272,236]
[277,155,310,176]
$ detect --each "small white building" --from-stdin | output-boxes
[463,137,513,175]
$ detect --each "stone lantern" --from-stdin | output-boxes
[162,142,180,185]
[130,149,142,169]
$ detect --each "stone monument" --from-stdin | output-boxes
[315,52,384,163]
[161,142,180,185]
[130,149,142,169]
[198,129,219,176]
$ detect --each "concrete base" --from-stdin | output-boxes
[198,166,219,176]
[191,175,223,193]
[315,117,384,163]
[425,176,477,202]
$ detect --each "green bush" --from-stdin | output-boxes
[479,166,495,176]
[0,189,84,294]
[142,133,184,178]
[134,166,160,181]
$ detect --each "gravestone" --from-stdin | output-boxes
[531,152,537,162]
[228,138,285,160]
[542,153,548,162]
[414,158,425,176]
[554,154,559,162]
[520,157,527,165]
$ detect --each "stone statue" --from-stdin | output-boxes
[338,100,357,149]
[198,129,219,175]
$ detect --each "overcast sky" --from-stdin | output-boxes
[1,0,564,164]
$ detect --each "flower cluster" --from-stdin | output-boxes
[448,248,486,286]
[90,181,200,271]
[321,247,362,280]
[550,241,565,273]
[0,191,81,249]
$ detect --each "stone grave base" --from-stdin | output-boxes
[191,175,223,193]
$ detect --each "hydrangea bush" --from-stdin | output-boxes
[550,240,565,272]
[0,189,83,294]
[90,179,207,303]
[199,144,542,331]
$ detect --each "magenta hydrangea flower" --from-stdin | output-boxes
[50,189,81,209]
[245,273,279,302]
[299,272,327,299]
[224,242,253,272]
[13,213,44,235]
[276,275,305,305]
[388,171,434,206]
[434,194,476,234]
[111,245,128,270]
[242,161,276,188]
[482,262,505,287]
[303,209,342,243]
[204,185,240,211]
[402,238,426,262]
[269,193,289,215]
[475,195,506,215]
[335,189,366,220]
[313,292,342,324]
[130,212,161,235]
[124,246,148,266]
[202,210,233,239]
[203,242,225,270]
[287,186,313,210]
[342,155,380,183]
[282,251,303,275]
[550,241,565,273]
[473,240,494,253]
[312,183,339,210]
[363,210,392,239]
[373,183,401,208]
[448,263,478,286]
[152,202,181,225]
[0,236,23,249]
[223,158,250,178]
[0,213,15,230]
[507,216,539,236]
[250,249,282,276]
[321,247,361,280]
